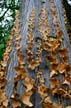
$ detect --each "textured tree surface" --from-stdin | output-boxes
[2,0,71,108]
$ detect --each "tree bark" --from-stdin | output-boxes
[5,0,71,107]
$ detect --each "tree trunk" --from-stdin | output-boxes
[5,0,71,107]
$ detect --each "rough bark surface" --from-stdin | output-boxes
[5,0,71,107]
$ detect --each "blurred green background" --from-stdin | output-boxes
[0,0,21,61]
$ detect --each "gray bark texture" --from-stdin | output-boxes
[5,0,71,108]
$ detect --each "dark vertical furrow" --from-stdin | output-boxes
[34,1,41,108]
[32,1,42,108]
